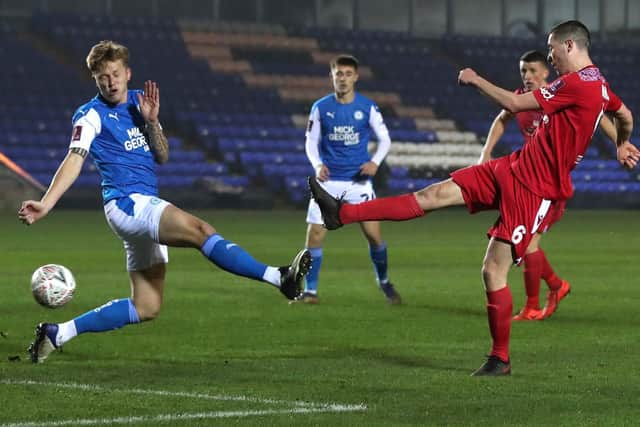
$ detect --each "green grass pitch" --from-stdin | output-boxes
[1,208,639,426]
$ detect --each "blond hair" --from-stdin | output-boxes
[86,40,129,75]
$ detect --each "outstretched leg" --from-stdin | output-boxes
[159,204,310,299]
[308,177,465,228]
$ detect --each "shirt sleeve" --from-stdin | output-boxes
[368,104,391,165]
[304,106,323,169]
[69,108,101,152]
[532,75,577,116]
[605,84,623,112]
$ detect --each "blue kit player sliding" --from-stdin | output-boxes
[19,40,310,363]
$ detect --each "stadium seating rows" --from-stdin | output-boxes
[0,13,638,205]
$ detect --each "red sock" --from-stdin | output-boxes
[538,249,563,290]
[523,251,543,309]
[339,193,424,225]
[486,286,512,363]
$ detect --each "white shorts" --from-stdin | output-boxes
[104,193,170,272]
[307,180,376,224]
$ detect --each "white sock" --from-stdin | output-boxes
[262,266,282,287]
[56,320,78,347]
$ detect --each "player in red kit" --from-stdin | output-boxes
[479,50,618,321]
[308,20,638,376]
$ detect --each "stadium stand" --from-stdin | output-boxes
[0,13,638,209]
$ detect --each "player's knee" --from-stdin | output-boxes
[198,219,216,237]
[414,188,432,208]
[482,255,497,276]
[481,259,508,289]
[416,181,461,210]
[136,302,162,321]
[415,184,443,208]
[188,218,215,246]
[306,224,326,246]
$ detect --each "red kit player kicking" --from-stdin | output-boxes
[308,21,638,376]
[479,50,618,321]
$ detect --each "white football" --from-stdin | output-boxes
[31,264,76,308]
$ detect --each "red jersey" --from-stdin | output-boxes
[511,65,622,200]
[513,87,543,142]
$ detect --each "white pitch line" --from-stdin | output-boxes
[0,406,366,427]
[1,379,365,410]
[0,379,367,427]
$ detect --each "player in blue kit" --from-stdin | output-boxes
[291,54,400,305]
[18,40,311,363]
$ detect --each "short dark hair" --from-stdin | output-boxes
[330,54,359,71]
[519,50,548,65]
[550,20,591,50]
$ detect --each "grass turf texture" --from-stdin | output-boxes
[1,209,638,426]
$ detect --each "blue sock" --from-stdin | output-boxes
[305,247,323,294]
[369,242,389,284]
[73,298,140,334]
[201,233,267,281]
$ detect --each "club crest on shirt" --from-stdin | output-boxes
[354,110,364,120]
[72,125,82,141]
[578,68,601,81]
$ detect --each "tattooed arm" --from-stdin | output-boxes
[137,80,170,164]
[145,121,169,164]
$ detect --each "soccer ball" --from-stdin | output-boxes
[31,264,76,308]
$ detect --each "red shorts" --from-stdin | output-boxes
[543,199,566,231]
[451,156,562,264]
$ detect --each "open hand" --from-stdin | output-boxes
[315,164,330,182]
[137,80,160,125]
[359,161,378,177]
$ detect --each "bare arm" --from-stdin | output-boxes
[458,68,541,113]
[599,114,617,144]
[479,109,513,164]
[610,103,639,169]
[146,122,169,164]
[137,80,169,164]
[18,149,86,225]
[612,103,633,145]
